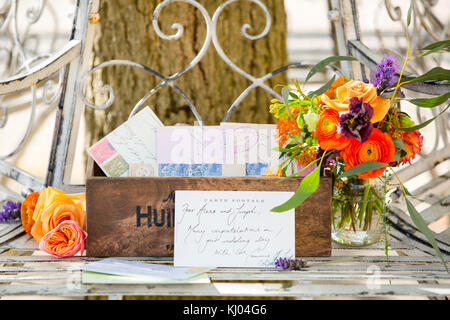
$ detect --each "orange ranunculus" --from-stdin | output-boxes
[30,187,86,242]
[341,128,395,179]
[39,220,87,258]
[315,108,351,151]
[321,80,391,123]
[399,130,423,165]
[20,192,40,236]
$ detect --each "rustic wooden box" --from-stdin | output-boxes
[85,159,331,257]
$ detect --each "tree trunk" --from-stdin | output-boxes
[85,0,287,146]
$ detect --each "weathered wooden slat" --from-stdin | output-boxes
[0,223,21,238]
[0,40,81,95]
[1,271,449,283]
[0,160,45,192]
[419,203,450,225]
[0,263,446,274]
[388,206,450,255]
[0,226,25,245]
[0,282,449,297]
[0,255,445,264]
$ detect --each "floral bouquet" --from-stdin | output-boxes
[1,187,87,258]
[267,3,449,270]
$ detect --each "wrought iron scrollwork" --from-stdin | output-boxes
[0,0,66,160]
[79,0,344,125]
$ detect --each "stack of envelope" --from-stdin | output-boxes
[88,107,293,177]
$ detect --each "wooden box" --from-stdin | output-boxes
[85,159,332,257]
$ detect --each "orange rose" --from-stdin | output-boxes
[323,76,348,99]
[321,80,390,123]
[30,187,86,242]
[341,128,395,179]
[21,192,40,236]
[39,220,87,258]
[316,108,351,151]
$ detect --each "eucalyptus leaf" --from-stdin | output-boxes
[397,104,450,132]
[393,138,406,151]
[399,67,450,85]
[271,165,321,212]
[406,0,415,27]
[305,56,357,83]
[289,92,299,99]
[308,75,336,98]
[338,161,388,178]
[417,39,450,57]
[405,196,448,272]
[407,92,450,108]
[422,39,450,51]
[279,158,320,182]
[282,87,294,119]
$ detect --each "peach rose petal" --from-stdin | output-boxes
[39,220,87,258]
[31,202,86,242]
[30,187,86,242]
[321,80,391,123]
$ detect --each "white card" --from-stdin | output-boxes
[174,191,295,268]
[80,258,210,280]
[88,106,163,177]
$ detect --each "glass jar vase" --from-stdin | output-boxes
[331,177,386,246]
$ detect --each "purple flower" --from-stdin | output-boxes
[337,97,374,142]
[0,200,21,222]
[275,257,290,270]
[371,53,400,89]
[275,257,307,270]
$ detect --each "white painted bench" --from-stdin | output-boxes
[0,0,448,299]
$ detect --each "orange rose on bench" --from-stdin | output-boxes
[39,220,87,258]
[30,187,86,242]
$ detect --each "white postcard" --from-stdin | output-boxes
[88,106,163,177]
[174,190,295,268]
[80,258,211,280]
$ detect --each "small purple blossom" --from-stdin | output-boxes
[0,200,21,222]
[275,257,307,270]
[337,97,374,142]
[371,53,400,89]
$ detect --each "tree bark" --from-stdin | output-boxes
[85,0,287,146]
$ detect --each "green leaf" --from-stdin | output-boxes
[279,158,320,182]
[397,104,450,132]
[418,39,450,57]
[308,75,336,98]
[422,39,450,51]
[305,56,357,83]
[273,146,299,153]
[338,161,388,178]
[281,87,294,119]
[392,138,406,151]
[289,92,299,99]
[271,165,321,212]
[406,0,415,27]
[407,92,450,108]
[394,152,401,162]
[399,67,450,85]
[405,196,448,272]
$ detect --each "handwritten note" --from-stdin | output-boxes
[88,106,163,177]
[174,191,295,267]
